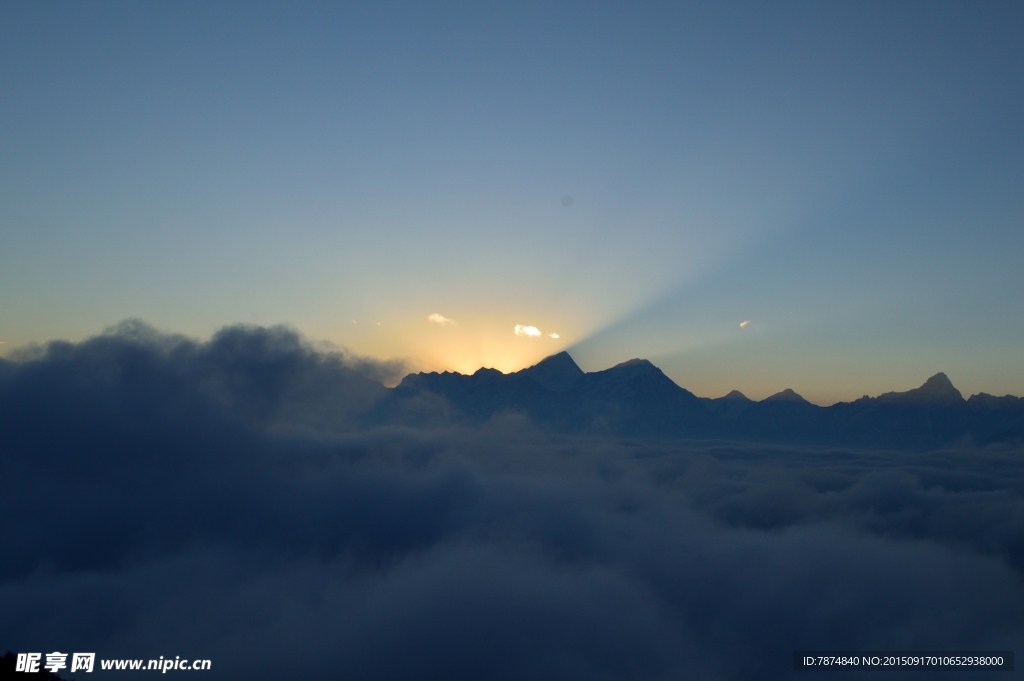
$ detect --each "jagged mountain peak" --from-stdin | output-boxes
[518,352,584,392]
[575,356,700,408]
[531,352,583,374]
[595,359,665,380]
[877,372,964,404]
[764,388,809,404]
[720,390,751,401]
[918,372,961,398]
[580,358,666,383]
[610,358,655,370]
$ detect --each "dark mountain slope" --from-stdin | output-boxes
[571,359,707,436]
[517,351,584,392]
[876,372,964,405]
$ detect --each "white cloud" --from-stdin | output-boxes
[739,320,750,328]
[428,313,457,326]
[548,333,560,339]
[514,325,542,338]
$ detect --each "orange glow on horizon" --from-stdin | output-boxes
[323,311,576,377]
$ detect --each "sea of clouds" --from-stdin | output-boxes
[2,323,1022,679]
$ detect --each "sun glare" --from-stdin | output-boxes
[333,313,570,377]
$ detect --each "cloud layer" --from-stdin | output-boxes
[2,324,1022,679]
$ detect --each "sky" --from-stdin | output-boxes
[1,1,1022,403]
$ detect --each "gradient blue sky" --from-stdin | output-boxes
[2,1,1022,402]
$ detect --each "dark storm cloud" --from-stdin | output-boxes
[2,325,1023,680]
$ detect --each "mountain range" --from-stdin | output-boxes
[366,352,1024,449]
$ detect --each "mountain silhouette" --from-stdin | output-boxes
[517,351,584,392]
[372,354,1024,449]
[876,372,964,404]
[763,388,810,403]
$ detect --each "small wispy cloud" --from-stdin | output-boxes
[428,313,457,326]
[548,332,559,339]
[514,325,542,338]
[739,320,750,328]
